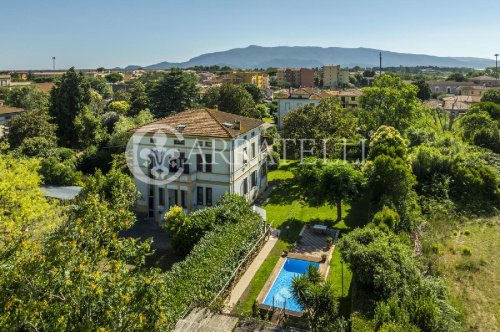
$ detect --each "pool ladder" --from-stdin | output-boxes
[271,296,287,325]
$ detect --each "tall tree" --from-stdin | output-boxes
[5,86,49,110]
[202,83,257,117]
[88,76,113,99]
[128,80,150,115]
[412,78,431,101]
[295,158,365,221]
[105,72,123,83]
[49,67,92,146]
[481,88,500,104]
[283,98,357,158]
[7,110,57,148]
[241,83,263,103]
[74,107,108,149]
[359,75,421,134]
[149,68,199,117]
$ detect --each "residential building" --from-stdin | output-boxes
[322,65,349,88]
[457,85,489,98]
[31,71,67,79]
[276,68,315,88]
[130,108,269,223]
[275,88,336,129]
[221,73,243,85]
[467,75,500,87]
[338,90,363,108]
[0,105,24,125]
[0,75,11,87]
[238,72,270,89]
[10,72,29,81]
[428,81,475,95]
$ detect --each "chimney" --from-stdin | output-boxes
[233,121,241,130]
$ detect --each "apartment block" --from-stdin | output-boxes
[322,65,350,88]
[276,68,315,88]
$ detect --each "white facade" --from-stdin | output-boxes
[277,93,320,130]
[132,127,268,223]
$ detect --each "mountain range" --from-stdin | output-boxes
[123,45,495,70]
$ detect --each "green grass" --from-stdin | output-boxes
[328,248,353,318]
[421,216,500,331]
[232,161,370,316]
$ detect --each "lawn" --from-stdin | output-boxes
[262,117,275,124]
[232,160,369,316]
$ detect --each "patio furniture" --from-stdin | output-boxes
[313,224,327,235]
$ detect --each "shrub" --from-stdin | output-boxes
[268,150,280,170]
[372,205,400,232]
[456,257,480,272]
[431,242,443,255]
[166,194,263,256]
[462,246,472,256]
[162,214,265,328]
[463,229,471,236]
[39,156,82,186]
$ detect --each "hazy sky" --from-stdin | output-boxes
[1,0,499,70]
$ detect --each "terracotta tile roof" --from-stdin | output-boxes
[443,100,472,111]
[133,108,264,138]
[35,82,55,92]
[468,75,497,81]
[442,95,481,103]
[275,88,349,100]
[339,89,363,97]
[0,105,25,115]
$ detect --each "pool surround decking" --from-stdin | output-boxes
[256,226,337,313]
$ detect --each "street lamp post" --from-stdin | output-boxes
[341,259,344,297]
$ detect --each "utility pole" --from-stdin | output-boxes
[495,54,499,81]
[379,52,382,76]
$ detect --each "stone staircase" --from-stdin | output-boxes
[173,307,239,332]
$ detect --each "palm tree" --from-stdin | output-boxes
[291,266,338,331]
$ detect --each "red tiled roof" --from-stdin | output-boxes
[0,105,25,115]
[133,108,264,138]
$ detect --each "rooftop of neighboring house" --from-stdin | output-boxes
[458,85,487,89]
[275,88,362,100]
[443,99,472,111]
[428,81,476,86]
[442,95,481,103]
[468,75,497,81]
[32,71,67,76]
[34,82,55,92]
[442,95,481,112]
[424,99,443,109]
[0,105,25,115]
[41,185,82,200]
[338,89,363,97]
[133,108,264,139]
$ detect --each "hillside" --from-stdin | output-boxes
[127,45,495,70]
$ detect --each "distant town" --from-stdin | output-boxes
[1,52,499,331]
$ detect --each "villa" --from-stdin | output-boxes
[130,108,270,224]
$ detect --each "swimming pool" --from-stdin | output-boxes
[262,258,320,312]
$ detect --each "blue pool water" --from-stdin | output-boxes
[263,258,320,312]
